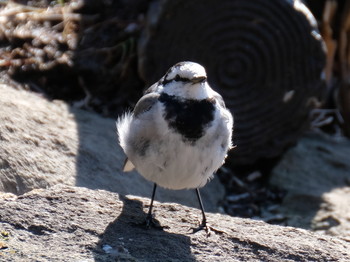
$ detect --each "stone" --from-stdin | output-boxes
[1,185,349,261]
[270,132,350,241]
[0,84,224,212]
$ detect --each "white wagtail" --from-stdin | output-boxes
[117,61,233,231]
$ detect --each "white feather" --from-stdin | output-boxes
[116,111,137,172]
[116,112,132,150]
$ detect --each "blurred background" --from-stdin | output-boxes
[0,0,349,239]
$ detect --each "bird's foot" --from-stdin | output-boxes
[191,220,210,235]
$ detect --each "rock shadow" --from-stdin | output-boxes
[93,195,195,261]
[269,134,350,231]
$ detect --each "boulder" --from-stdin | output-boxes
[270,132,350,241]
[0,84,224,212]
[1,185,349,261]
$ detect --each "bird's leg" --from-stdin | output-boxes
[145,183,157,228]
[196,188,207,227]
[192,188,208,233]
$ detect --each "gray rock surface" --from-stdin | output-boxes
[1,185,350,262]
[0,84,224,212]
[2,83,350,261]
[270,132,350,241]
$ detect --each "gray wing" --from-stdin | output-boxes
[213,92,227,108]
[133,93,160,117]
[144,81,160,94]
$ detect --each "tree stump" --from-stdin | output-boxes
[138,0,326,168]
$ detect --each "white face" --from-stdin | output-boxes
[164,61,207,83]
[161,62,210,99]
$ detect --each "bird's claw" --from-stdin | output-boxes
[191,220,210,235]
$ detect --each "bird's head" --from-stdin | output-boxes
[160,61,210,99]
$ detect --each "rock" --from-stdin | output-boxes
[270,132,350,241]
[0,185,349,261]
[0,84,224,212]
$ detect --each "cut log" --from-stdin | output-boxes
[139,0,326,167]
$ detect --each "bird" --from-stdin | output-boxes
[116,61,233,232]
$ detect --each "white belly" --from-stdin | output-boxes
[119,100,233,190]
[129,113,230,190]
[135,135,224,189]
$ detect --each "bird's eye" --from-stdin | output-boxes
[174,74,181,81]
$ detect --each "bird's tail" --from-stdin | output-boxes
[116,112,132,152]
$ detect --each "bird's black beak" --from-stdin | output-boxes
[191,76,207,84]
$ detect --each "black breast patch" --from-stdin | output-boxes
[159,93,216,142]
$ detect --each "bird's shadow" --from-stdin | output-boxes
[93,195,195,261]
